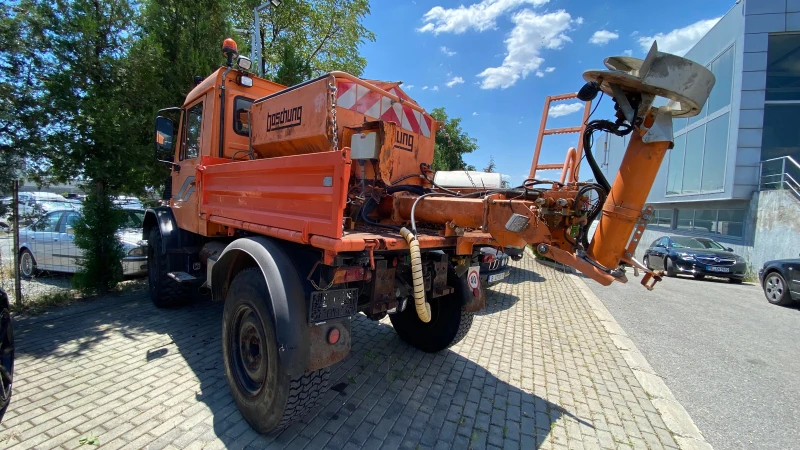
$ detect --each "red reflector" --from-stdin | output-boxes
[327,328,340,345]
[482,254,495,263]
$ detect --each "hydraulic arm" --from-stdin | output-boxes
[381,42,716,290]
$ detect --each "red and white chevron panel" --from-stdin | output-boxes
[337,81,431,138]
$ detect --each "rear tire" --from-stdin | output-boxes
[18,249,36,279]
[147,228,187,308]
[222,268,329,434]
[390,270,474,353]
[664,257,677,277]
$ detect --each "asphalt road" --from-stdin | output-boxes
[586,274,800,450]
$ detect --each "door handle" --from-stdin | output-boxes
[53,238,59,242]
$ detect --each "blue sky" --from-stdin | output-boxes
[358,0,735,186]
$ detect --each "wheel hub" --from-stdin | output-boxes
[231,306,267,396]
[766,275,783,300]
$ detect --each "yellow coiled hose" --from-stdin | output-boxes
[399,227,431,323]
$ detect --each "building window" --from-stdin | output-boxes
[651,209,673,227]
[666,45,734,196]
[762,33,800,162]
[669,209,745,238]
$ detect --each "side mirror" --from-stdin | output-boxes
[154,116,175,160]
[726,247,733,252]
[66,226,75,235]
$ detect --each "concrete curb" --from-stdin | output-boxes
[568,273,713,450]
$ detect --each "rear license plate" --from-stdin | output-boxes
[309,288,358,323]
[488,271,510,283]
[707,266,730,273]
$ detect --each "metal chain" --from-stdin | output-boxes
[328,81,339,151]
[310,276,335,291]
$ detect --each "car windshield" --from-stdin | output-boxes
[39,201,75,211]
[670,237,725,250]
[121,209,145,228]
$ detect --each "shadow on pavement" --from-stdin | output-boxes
[4,286,591,448]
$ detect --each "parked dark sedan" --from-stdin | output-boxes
[759,254,800,306]
[643,236,746,283]
[0,287,13,422]
[479,247,511,286]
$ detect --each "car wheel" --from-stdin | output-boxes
[693,274,705,280]
[18,249,36,279]
[763,272,792,306]
[664,257,676,277]
[643,255,651,270]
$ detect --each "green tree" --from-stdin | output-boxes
[233,0,375,77]
[274,45,313,86]
[34,0,146,294]
[0,1,50,189]
[430,107,477,172]
[483,156,496,173]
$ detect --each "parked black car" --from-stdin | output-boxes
[759,254,800,306]
[643,236,746,283]
[0,287,13,422]
[479,247,511,286]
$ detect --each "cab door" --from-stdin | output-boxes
[171,97,209,234]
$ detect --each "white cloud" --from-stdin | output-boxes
[638,18,720,56]
[405,84,414,90]
[589,30,618,45]
[623,49,633,56]
[422,86,429,90]
[545,66,555,73]
[418,0,549,34]
[473,112,479,116]
[535,71,544,78]
[440,46,457,56]
[431,86,439,91]
[446,76,464,87]
[548,102,584,118]
[477,9,577,89]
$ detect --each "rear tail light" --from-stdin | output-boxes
[482,254,496,264]
[332,266,372,284]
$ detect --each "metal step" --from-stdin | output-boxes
[167,271,198,283]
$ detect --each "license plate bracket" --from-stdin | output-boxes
[309,288,358,323]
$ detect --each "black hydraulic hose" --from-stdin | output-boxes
[360,196,400,232]
[583,126,611,192]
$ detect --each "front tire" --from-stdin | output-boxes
[147,228,187,308]
[222,268,329,434]
[389,270,474,353]
[664,257,677,277]
[763,272,791,306]
[643,255,651,270]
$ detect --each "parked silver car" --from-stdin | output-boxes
[18,209,148,277]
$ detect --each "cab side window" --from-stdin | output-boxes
[183,102,203,160]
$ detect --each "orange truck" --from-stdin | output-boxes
[146,39,714,433]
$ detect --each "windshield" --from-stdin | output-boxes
[671,237,726,250]
[121,209,145,228]
[39,201,76,211]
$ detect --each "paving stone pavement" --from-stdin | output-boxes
[0,254,684,449]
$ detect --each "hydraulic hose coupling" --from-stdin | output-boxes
[399,227,432,323]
